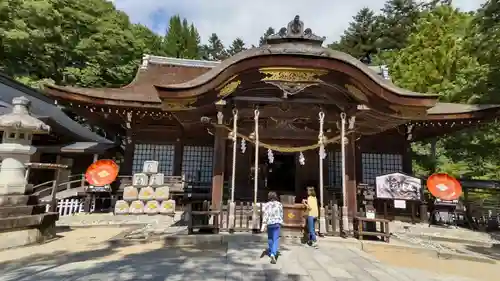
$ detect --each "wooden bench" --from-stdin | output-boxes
[354,216,390,243]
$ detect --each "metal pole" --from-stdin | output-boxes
[230,109,238,202]
[318,111,327,234]
[340,112,349,234]
[318,112,325,207]
[253,109,260,204]
[252,109,260,231]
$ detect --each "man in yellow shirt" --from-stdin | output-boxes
[302,187,319,248]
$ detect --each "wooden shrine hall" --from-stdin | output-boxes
[43,16,500,230]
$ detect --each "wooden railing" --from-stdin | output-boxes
[32,174,87,198]
[186,200,342,236]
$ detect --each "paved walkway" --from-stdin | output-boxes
[0,231,481,281]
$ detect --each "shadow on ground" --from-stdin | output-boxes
[465,243,500,261]
[0,233,299,281]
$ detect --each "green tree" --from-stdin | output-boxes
[440,0,500,179]
[201,33,227,61]
[163,15,183,58]
[467,0,500,104]
[0,0,154,87]
[378,0,422,51]
[328,8,382,59]
[131,24,166,57]
[390,5,484,101]
[163,15,200,59]
[259,27,275,46]
[389,4,494,178]
[227,37,247,56]
[186,24,201,59]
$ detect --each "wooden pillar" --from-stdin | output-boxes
[173,137,183,176]
[120,128,134,175]
[346,134,357,220]
[211,125,226,210]
[402,139,412,175]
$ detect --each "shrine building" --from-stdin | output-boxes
[42,17,500,221]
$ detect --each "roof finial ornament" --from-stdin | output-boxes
[140,54,150,70]
[266,15,326,45]
[288,15,304,36]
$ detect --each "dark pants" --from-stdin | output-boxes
[267,223,280,256]
[306,216,317,242]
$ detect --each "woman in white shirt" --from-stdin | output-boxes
[260,191,283,264]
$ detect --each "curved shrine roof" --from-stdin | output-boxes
[43,16,500,123]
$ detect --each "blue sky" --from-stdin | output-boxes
[110,0,487,47]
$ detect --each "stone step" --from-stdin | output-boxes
[0,204,47,218]
[0,195,39,207]
[0,212,58,231]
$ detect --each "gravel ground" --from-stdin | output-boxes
[390,221,498,244]
[369,247,500,281]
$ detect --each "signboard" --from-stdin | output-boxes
[375,173,422,201]
[394,199,407,209]
[86,185,111,192]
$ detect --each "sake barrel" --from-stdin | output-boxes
[138,186,155,200]
[129,200,145,214]
[123,186,139,201]
[114,200,129,215]
[144,200,160,215]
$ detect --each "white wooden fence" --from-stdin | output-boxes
[45,198,93,216]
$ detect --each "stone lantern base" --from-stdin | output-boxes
[0,194,58,250]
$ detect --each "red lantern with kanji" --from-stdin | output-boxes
[426,173,462,201]
[85,159,119,186]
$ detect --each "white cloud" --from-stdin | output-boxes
[111,0,487,47]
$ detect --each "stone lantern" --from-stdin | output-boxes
[0,96,50,195]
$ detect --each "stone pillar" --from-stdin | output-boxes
[228,201,236,232]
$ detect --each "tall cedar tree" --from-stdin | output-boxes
[328,8,381,59]
[378,0,422,51]
[201,33,227,61]
[259,27,275,46]
[227,38,247,56]
[163,15,200,59]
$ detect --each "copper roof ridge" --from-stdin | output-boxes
[142,54,221,68]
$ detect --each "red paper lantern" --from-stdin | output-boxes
[85,159,119,186]
[426,173,462,201]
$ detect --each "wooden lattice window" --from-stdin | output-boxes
[361,153,403,185]
[182,145,214,183]
[132,144,175,175]
[327,151,342,188]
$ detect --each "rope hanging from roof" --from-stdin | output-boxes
[223,125,352,153]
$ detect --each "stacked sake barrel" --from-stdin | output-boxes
[114,160,176,215]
